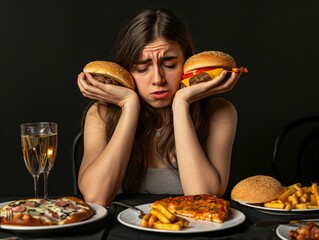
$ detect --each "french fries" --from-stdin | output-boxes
[153,202,176,222]
[140,202,189,231]
[140,213,151,227]
[153,222,181,231]
[150,209,171,224]
[263,182,319,210]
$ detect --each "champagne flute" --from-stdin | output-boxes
[21,122,57,198]
[43,123,58,199]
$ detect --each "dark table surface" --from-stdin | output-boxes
[1,194,319,240]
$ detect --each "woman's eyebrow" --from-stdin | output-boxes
[136,59,152,65]
[136,56,177,65]
[161,56,177,61]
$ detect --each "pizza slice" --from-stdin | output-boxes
[153,194,230,223]
[0,196,95,226]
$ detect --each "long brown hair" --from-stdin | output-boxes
[91,8,212,192]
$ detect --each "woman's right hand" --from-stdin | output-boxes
[173,70,240,108]
[77,72,138,108]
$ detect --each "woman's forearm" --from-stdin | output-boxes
[79,100,140,206]
[173,97,236,196]
[173,101,219,194]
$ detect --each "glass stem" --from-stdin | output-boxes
[43,171,50,199]
[33,175,39,198]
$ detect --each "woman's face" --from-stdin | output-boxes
[130,38,185,109]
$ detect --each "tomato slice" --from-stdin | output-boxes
[182,67,215,79]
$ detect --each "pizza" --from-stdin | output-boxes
[152,194,230,223]
[0,196,95,226]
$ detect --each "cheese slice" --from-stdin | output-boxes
[181,68,224,87]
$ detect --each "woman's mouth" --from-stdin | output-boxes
[152,90,169,99]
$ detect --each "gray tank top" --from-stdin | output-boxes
[138,162,183,194]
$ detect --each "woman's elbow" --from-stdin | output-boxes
[81,192,109,207]
[78,182,113,207]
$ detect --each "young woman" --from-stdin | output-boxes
[77,8,240,207]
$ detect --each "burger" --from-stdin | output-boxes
[230,175,285,204]
[180,50,248,88]
[83,61,135,90]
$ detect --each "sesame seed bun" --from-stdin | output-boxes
[83,61,135,90]
[183,50,236,74]
[230,175,285,204]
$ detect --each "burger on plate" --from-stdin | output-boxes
[83,61,135,90]
[230,175,285,204]
[180,50,248,88]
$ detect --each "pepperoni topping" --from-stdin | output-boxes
[11,205,26,212]
[51,212,59,219]
[55,200,71,207]
[23,201,38,207]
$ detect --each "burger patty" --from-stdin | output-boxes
[93,75,120,86]
[180,72,211,88]
[189,72,211,85]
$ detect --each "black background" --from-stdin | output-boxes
[1,0,318,197]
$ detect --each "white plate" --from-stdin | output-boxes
[276,224,297,240]
[238,201,319,215]
[0,201,107,232]
[117,203,245,233]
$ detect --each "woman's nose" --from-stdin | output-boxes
[152,68,166,85]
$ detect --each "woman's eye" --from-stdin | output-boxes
[164,64,176,69]
[137,67,148,73]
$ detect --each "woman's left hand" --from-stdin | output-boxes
[173,70,240,105]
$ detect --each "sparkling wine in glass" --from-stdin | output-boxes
[43,123,58,199]
[21,122,56,198]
